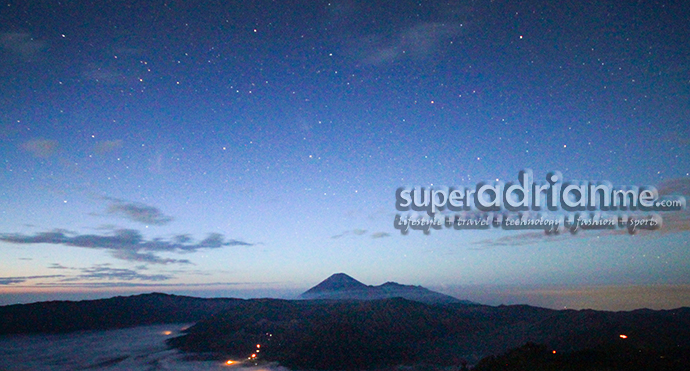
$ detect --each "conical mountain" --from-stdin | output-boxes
[300,273,473,305]
[303,273,368,294]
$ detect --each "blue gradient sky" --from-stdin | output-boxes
[1,0,689,309]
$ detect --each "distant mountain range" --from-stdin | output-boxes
[300,273,473,304]
[2,274,690,370]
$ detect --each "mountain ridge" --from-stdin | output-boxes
[0,292,243,335]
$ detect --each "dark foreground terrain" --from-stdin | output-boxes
[471,341,690,371]
[0,292,242,334]
[166,297,690,370]
[2,282,689,370]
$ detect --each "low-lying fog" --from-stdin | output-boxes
[0,324,290,371]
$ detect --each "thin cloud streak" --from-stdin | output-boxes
[0,229,253,264]
[103,197,174,225]
[0,275,66,285]
[61,266,172,282]
[371,232,390,239]
[21,138,59,158]
[332,229,391,239]
[0,32,47,61]
[356,22,464,65]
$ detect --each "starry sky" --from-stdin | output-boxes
[1,0,689,310]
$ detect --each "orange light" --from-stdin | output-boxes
[552,350,556,354]
[257,344,261,348]
[251,354,256,358]
[620,334,628,339]
[162,331,172,335]
[225,360,234,365]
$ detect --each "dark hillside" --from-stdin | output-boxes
[0,292,242,334]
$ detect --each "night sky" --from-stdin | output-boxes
[1,0,689,310]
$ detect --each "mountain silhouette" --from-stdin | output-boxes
[300,273,472,304]
[0,293,242,334]
[303,272,369,292]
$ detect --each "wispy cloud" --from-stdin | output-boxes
[0,275,66,285]
[356,22,464,65]
[33,281,257,288]
[42,263,171,283]
[471,231,576,250]
[21,138,59,158]
[82,66,128,84]
[1,262,270,287]
[0,229,253,264]
[48,263,72,270]
[331,229,390,239]
[331,229,367,239]
[370,232,390,239]
[94,139,124,154]
[0,32,46,61]
[61,265,172,282]
[103,197,174,225]
[81,46,149,85]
